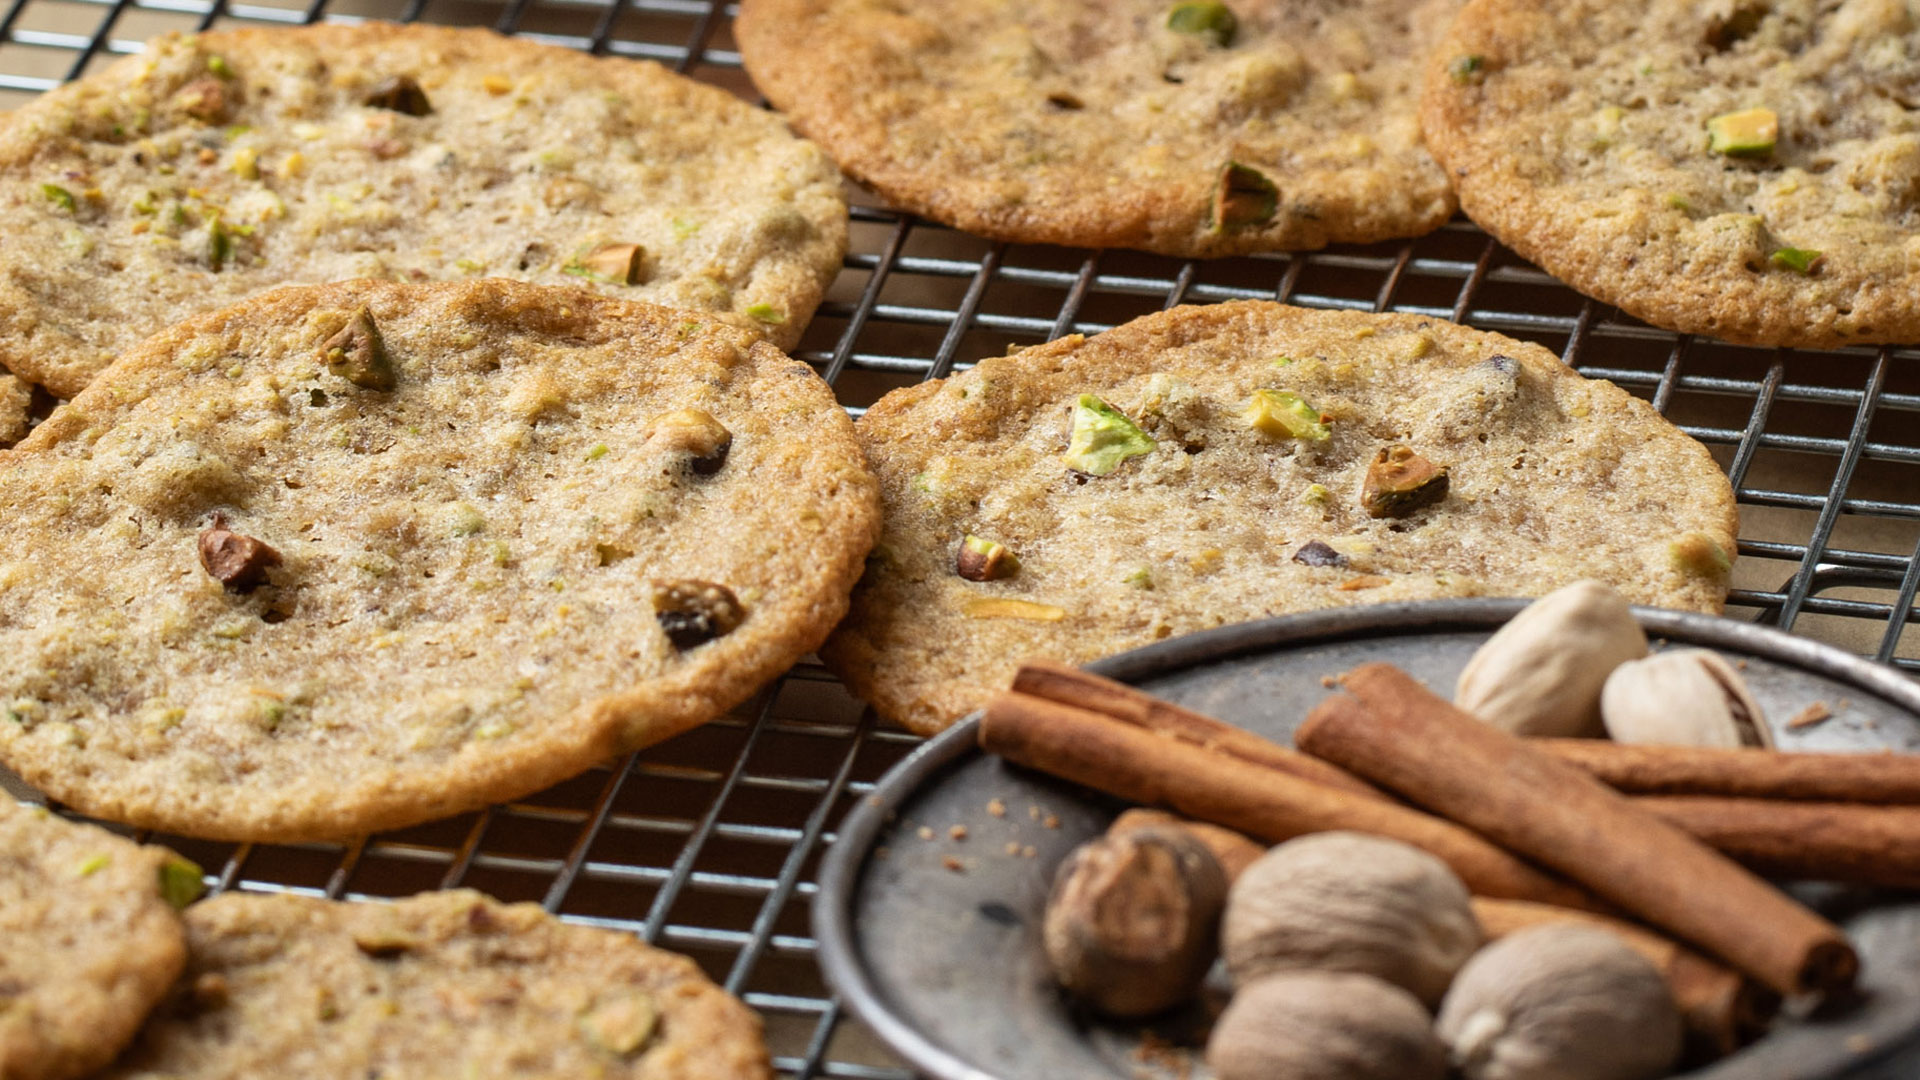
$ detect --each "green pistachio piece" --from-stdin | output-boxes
[1123,566,1154,590]
[1706,108,1777,156]
[1448,55,1485,84]
[745,302,786,325]
[207,218,233,270]
[1360,444,1449,518]
[1768,246,1824,274]
[76,854,110,876]
[158,857,206,910]
[207,54,234,79]
[1064,394,1155,475]
[41,184,75,213]
[320,306,396,391]
[1211,162,1278,231]
[1166,1,1237,47]
[1243,389,1331,441]
[1670,531,1732,578]
[1302,483,1331,505]
[956,535,1019,581]
[582,994,659,1056]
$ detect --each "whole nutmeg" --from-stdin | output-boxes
[1601,648,1771,749]
[1455,580,1648,737]
[1041,826,1227,1017]
[1207,971,1447,1080]
[1437,924,1682,1080]
[1222,831,1481,1006]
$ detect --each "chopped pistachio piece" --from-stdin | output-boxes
[352,927,420,957]
[365,74,433,116]
[1360,444,1449,518]
[584,443,610,461]
[1243,389,1331,441]
[175,78,230,123]
[320,306,396,391]
[956,535,1019,581]
[76,853,110,876]
[1210,161,1278,231]
[961,597,1067,621]
[1124,566,1153,590]
[1706,108,1777,157]
[207,218,233,270]
[573,242,644,285]
[1301,483,1331,505]
[1670,531,1732,577]
[1064,395,1155,475]
[206,54,234,79]
[158,856,206,910]
[41,183,75,213]
[1448,54,1485,84]
[645,408,732,475]
[1768,246,1824,274]
[198,512,282,592]
[745,302,786,325]
[652,579,745,648]
[582,994,659,1057]
[1166,1,1237,47]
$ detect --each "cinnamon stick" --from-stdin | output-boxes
[1638,796,1920,890]
[1298,664,1856,996]
[1539,739,1920,804]
[1011,660,1383,797]
[1111,808,1772,1057]
[1472,898,1778,1058]
[981,690,1601,910]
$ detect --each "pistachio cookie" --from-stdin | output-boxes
[736,0,1459,257]
[0,23,846,398]
[822,302,1736,734]
[1,799,203,1080]
[0,279,880,840]
[103,889,771,1080]
[1423,0,1920,347]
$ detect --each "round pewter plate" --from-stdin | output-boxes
[816,600,1920,1080]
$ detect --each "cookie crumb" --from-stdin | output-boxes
[1319,674,1337,689]
[948,825,968,841]
[941,855,966,873]
[1028,805,1042,821]
[1022,846,1037,858]
[1042,813,1060,830]
[1786,702,1833,730]
[916,826,935,841]
[1004,841,1021,855]
[987,798,1007,818]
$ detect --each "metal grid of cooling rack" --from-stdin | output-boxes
[3,1,1920,1077]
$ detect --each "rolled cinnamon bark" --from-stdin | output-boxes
[1110,808,1267,880]
[1010,661,1383,797]
[1299,664,1857,996]
[1472,897,1778,1058]
[1639,796,1920,890]
[1539,739,1920,804]
[981,690,1601,910]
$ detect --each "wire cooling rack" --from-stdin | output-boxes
[4,2,1920,1077]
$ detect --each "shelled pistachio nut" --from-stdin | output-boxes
[1455,581,1648,738]
[1600,649,1770,749]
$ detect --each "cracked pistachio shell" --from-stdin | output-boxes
[1600,648,1771,749]
[1455,581,1648,738]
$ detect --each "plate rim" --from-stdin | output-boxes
[813,598,1920,1080]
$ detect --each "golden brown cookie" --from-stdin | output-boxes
[0,799,202,1080]
[737,0,1459,257]
[1422,0,1920,347]
[823,301,1737,734]
[0,23,846,397]
[0,279,880,840]
[0,370,28,446]
[103,889,770,1080]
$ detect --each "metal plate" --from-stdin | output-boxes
[816,599,1920,1080]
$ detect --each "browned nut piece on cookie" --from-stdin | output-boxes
[646,409,732,475]
[577,243,646,286]
[1211,161,1278,231]
[365,74,433,116]
[651,579,745,649]
[320,307,396,392]
[173,78,231,123]
[1361,444,1448,518]
[955,535,1018,582]
[1042,826,1227,1017]
[198,513,281,592]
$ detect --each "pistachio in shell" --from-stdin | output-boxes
[1600,648,1771,749]
[1455,580,1649,738]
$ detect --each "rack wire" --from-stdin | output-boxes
[2,1,1918,1077]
